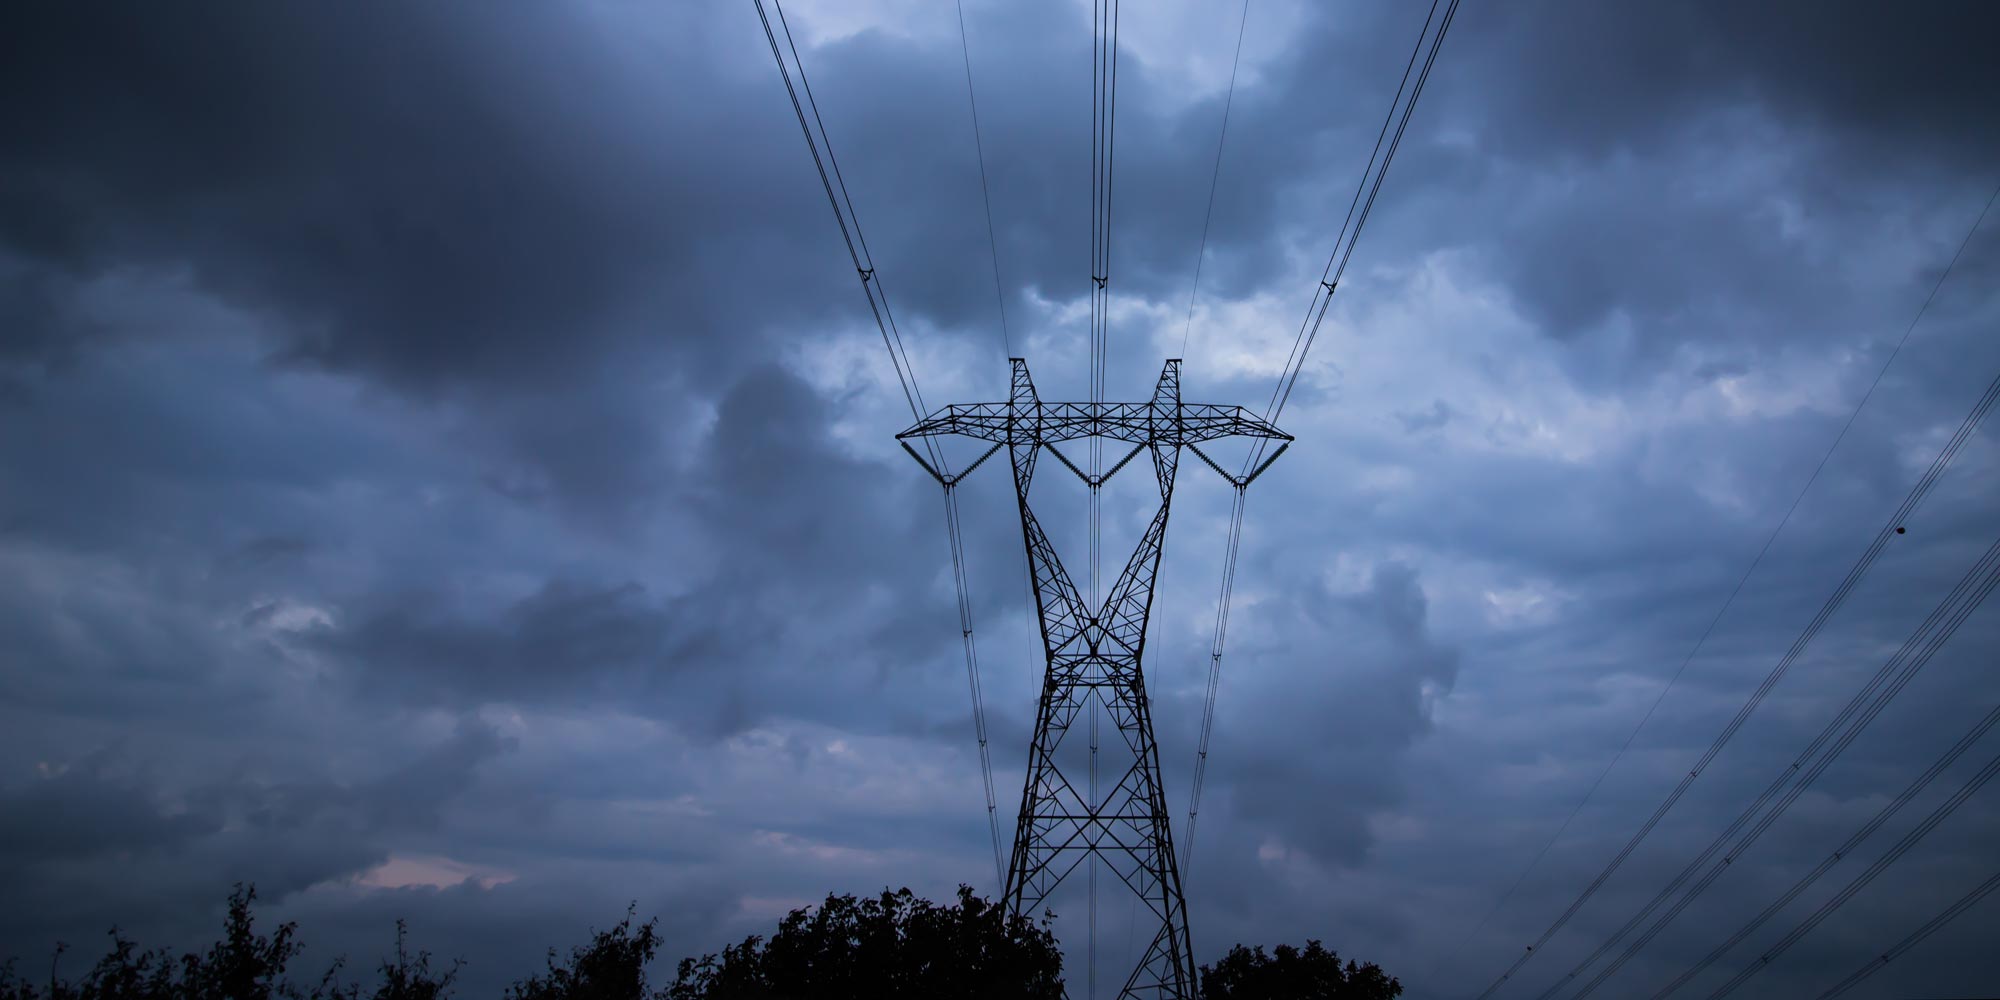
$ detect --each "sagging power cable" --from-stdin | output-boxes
[1178,0,1252,366]
[1479,368,2000,1000]
[1810,869,2000,999]
[1182,0,1460,889]
[1551,532,2000,1000]
[956,0,1012,359]
[1175,0,1253,881]
[1180,484,1246,878]
[1467,180,2000,1000]
[1084,3,1122,992]
[1651,539,2000,999]
[1706,722,2000,999]
[1252,0,1459,451]
[755,0,1006,886]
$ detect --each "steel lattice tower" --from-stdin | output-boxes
[899,358,1290,999]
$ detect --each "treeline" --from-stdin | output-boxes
[0,885,1399,999]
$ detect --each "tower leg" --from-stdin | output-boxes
[898,358,1288,1000]
[1002,361,1196,1000]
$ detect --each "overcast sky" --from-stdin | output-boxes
[4,1,2000,997]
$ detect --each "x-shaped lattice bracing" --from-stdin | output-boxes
[898,359,1289,1000]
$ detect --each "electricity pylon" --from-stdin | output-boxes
[898,358,1290,999]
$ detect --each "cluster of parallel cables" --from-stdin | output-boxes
[1186,0,1463,882]
[1446,180,2000,1000]
[752,0,1007,892]
[1084,6,1119,993]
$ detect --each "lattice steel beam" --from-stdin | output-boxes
[898,359,1290,1000]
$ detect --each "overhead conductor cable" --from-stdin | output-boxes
[1566,530,2000,1000]
[754,0,1006,886]
[1468,179,2000,1000]
[1184,0,1461,882]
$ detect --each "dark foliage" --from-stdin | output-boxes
[503,908,661,1000]
[351,921,461,1000]
[1197,940,1402,1000]
[2,883,1400,1000]
[0,884,1063,1000]
[0,885,344,1000]
[666,886,1062,1000]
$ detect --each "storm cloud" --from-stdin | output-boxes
[3,1,1999,997]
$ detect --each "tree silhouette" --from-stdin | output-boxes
[356,921,461,1000]
[504,907,661,1000]
[2,884,1401,1000]
[666,886,1062,999]
[1197,940,1402,1000]
[0,884,344,1000]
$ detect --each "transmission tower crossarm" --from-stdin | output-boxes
[896,361,1289,455]
[902,358,1287,999]
[898,402,1288,448]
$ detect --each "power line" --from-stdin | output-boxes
[755,0,925,419]
[1445,181,2000,988]
[955,0,1012,359]
[950,0,1022,887]
[1651,544,2000,998]
[1478,366,2000,1000]
[1555,531,2000,999]
[1246,0,1458,480]
[753,0,1005,890]
[1168,0,1456,908]
[1706,723,2000,998]
[1084,5,1121,991]
[943,485,1006,886]
[1179,0,1252,366]
[1181,0,1458,891]
[1174,0,1254,885]
[1810,869,2000,1000]
[1464,179,2000,999]
[1181,483,1246,878]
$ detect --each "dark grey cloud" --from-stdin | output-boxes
[1458,0,2000,168]
[1218,562,1461,867]
[0,759,218,865]
[317,581,696,706]
[0,718,513,980]
[3,3,701,387]
[1382,0,2000,381]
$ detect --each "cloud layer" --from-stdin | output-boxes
[4,1,1999,997]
